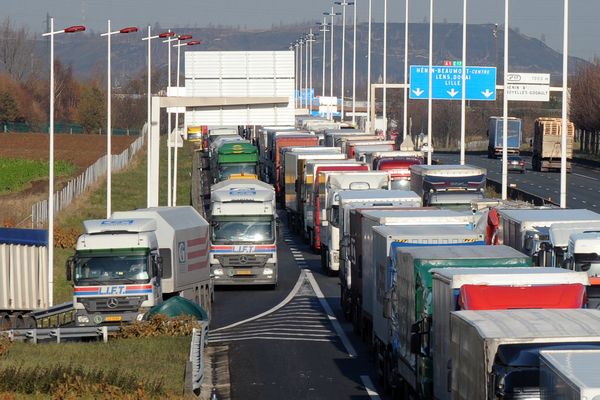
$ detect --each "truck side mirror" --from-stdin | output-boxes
[156,256,164,278]
[562,257,575,270]
[383,290,392,319]
[410,322,422,355]
[65,257,73,281]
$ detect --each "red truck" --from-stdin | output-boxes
[269,134,318,201]
[374,156,423,189]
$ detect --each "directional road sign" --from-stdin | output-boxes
[506,72,550,102]
[409,65,497,101]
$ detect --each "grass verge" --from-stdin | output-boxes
[0,336,190,398]
[0,158,75,194]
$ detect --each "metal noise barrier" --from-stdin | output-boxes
[189,322,209,395]
[31,127,146,227]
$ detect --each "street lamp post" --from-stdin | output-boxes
[502,0,509,200]
[163,31,179,207]
[324,8,340,113]
[403,0,410,139]
[143,28,175,207]
[101,21,138,218]
[427,0,434,165]
[299,38,304,109]
[460,0,467,165]
[351,0,357,124]
[173,38,201,206]
[367,0,372,132]
[42,18,85,306]
[383,0,388,128]
[294,42,299,108]
[560,0,569,208]
[307,31,316,112]
[335,1,352,120]
[305,34,309,110]
[319,20,329,98]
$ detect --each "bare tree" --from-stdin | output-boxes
[0,18,36,81]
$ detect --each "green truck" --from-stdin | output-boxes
[212,141,259,183]
[379,245,531,398]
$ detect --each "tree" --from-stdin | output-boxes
[0,90,19,123]
[0,17,36,81]
[77,84,104,133]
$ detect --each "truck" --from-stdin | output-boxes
[359,150,423,167]
[385,245,531,398]
[347,209,478,336]
[323,189,421,274]
[451,309,600,400]
[348,141,396,159]
[206,126,240,151]
[375,156,423,190]
[486,208,600,258]
[67,207,212,327]
[540,350,600,399]
[209,179,278,287]
[487,116,522,158]
[314,171,389,253]
[410,164,486,208]
[1,227,49,329]
[431,267,590,400]
[268,133,318,199]
[532,117,575,172]
[211,141,259,183]
[323,130,368,147]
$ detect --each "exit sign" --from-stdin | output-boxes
[443,60,463,67]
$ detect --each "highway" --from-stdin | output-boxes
[210,218,386,400]
[436,153,600,209]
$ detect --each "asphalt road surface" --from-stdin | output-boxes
[436,153,600,209]
[209,216,387,400]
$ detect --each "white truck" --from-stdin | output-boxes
[1,228,49,329]
[209,179,278,287]
[67,207,212,327]
[324,189,421,274]
[451,309,600,400]
[540,350,600,399]
[318,171,390,269]
[431,267,590,400]
[410,164,486,208]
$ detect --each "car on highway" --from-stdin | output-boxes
[507,155,526,173]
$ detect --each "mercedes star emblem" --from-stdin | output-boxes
[106,298,119,309]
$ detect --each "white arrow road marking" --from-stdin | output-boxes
[447,88,459,97]
[412,88,424,96]
[482,89,494,98]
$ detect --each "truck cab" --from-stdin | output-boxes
[214,141,259,182]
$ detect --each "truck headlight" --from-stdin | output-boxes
[263,268,273,275]
[77,315,90,324]
[213,268,224,276]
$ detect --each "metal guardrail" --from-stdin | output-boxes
[6,326,120,343]
[31,301,75,328]
[486,177,559,207]
[189,323,209,395]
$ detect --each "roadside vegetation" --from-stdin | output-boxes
[0,158,75,194]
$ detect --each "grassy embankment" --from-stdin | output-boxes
[0,137,195,399]
[0,158,75,194]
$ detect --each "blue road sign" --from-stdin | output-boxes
[409,65,496,101]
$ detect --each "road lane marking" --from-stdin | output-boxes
[211,269,307,333]
[209,336,332,343]
[573,173,599,181]
[306,270,357,358]
[360,375,381,399]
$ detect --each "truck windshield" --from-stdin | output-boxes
[74,253,150,285]
[219,163,257,180]
[574,253,600,276]
[211,216,274,244]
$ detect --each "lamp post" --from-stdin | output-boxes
[304,34,309,110]
[367,0,372,132]
[560,0,569,208]
[427,0,433,165]
[294,41,299,108]
[319,20,329,98]
[307,30,316,112]
[299,38,304,108]
[383,0,388,128]
[351,0,357,124]
[42,18,85,306]
[324,8,340,109]
[460,0,467,165]
[163,31,179,207]
[143,28,175,207]
[335,1,353,120]
[403,0,410,139]
[173,38,201,206]
[502,0,509,199]
[101,21,138,218]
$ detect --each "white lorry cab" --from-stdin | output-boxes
[540,350,600,399]
[209,179,278,287]
[67,207,212,327]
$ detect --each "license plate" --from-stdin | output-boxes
[236,269,253,276]
[105,316,122,322]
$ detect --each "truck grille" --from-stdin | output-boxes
[79,296,144,313]
[215,254,270,267]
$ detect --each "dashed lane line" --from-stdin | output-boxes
[360,375,381,399]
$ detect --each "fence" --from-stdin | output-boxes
[188,323,209,395]
[1,121,142,136]
[31,126,146,227]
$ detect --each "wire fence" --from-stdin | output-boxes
[1,121,142,136]
[31,125,146,227]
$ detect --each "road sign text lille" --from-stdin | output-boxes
[409,65,497,101]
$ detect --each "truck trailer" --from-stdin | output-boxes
[532,117,575,172]
[387,245,531,398]
[68,207,213,327]
[540,350,600,400]
[209,179,278,287]
[451,309,600,400]
[410,164,486,208]
[487,116,522,158]
[431,267,589,400]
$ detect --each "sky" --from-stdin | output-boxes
[5,0,599,60]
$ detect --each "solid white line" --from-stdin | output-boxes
[211,270,306,333]
[210,330,334,339]
[208,336,333,343]
[360,375,381,399]
[573,173,599,181]
[306,270,357,358]
[224,321,330,329]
